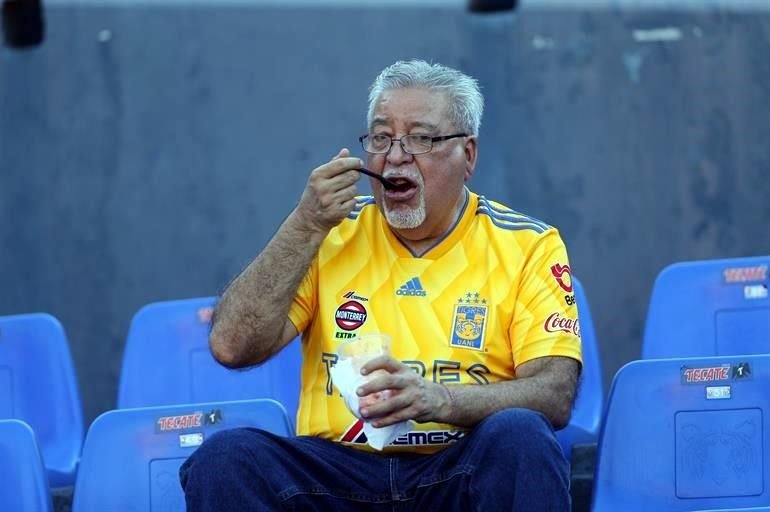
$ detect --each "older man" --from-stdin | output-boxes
[182,59,582,511]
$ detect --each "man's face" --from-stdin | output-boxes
[366,88,475,233]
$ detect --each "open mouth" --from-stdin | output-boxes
[384,176,417,194]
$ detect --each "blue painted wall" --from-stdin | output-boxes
[2,1,769,423]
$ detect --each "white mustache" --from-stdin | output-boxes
[382,170,423,185]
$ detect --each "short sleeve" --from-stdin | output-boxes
[509,229,583,369]
[287,255,318,334]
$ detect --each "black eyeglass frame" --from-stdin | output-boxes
[358,133,468,155]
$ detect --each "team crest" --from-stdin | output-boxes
[450,292,488,351]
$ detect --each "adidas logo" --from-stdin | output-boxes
[396,277,427,297]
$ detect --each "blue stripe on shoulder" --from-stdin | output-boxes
[352,197,376,212]
[347,197,376,219]
[477,197,549,229]
[476,206,550,230]
[477,196,550,230]
[476,210,547,233]
[476,209,547,233]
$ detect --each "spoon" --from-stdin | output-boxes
[355,168,398,190]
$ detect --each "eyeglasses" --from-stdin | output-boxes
[359,133,467,155]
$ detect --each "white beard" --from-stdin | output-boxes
[382,171,426,229]
[384,193,426,229]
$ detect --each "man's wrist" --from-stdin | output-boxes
[433,382,455,424]
[286,209,329,244]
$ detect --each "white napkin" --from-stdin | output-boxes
[330,357,411,450]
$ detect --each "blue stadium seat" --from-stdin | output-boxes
[117,291,600,459]
[72,398,292,511]
[0,419,53,512]
[643,256,770,359]
[592,355,770,511]
[117,297,303,425]
[692,508,770,512]
[556,277,603,460]
[0,313,83,487]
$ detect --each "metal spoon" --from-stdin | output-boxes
[355,168,398,190]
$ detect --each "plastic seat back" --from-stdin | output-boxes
[691,508,770,512]
[72,398,292,511]
[555,277,604,459]
[593,354,770,511]
[0,313,83,487]
[643,256,770,358]
[117,297,302,424]
[0,419,53,512]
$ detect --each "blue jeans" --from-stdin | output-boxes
[180,408,570,511]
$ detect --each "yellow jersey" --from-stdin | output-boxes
[288,189,582,454]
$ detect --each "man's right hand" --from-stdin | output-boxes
[211,150,362,368]
[295,148,362,234]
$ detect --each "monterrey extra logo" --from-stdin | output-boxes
[335,301,367,331]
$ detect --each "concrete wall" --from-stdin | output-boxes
[2,1,769,423]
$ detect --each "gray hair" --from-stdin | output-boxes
[367,60,484,136]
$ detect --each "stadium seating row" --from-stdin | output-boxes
[1,255,767,511]
[593,255,770,512]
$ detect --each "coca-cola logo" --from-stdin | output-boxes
[544,312,580,337]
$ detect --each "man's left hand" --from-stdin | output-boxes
[356,355,452,427]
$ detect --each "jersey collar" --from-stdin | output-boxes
[381,188,477,259]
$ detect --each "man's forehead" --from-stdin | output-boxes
[370,89,450,129]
